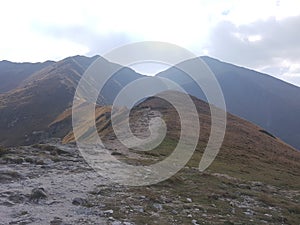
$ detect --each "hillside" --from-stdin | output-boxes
[46,91,300,224]
[58,92,299,187]
[0,60,54,93]
[157,56,300,150]
[1,55,299,151]
[0,56,143,147]
[0,64,299,223]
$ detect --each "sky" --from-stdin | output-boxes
[0,0,300,86]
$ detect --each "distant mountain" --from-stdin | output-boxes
[0,55,143,147]
[157,56,300,150]
[0,60,54,93]
[1,55,299,150]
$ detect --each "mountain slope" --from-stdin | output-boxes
[0,60,54,93]
[1,54,299,151]
[0,55,143,147]
[17,92,295,224]
[1,93,299,224]
[55,91,299,188]
[157,56,300,150]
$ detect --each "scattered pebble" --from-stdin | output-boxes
[153,203,163,211]
[30,187,47,202]
[186,198,192,203]
[72,197,87,206]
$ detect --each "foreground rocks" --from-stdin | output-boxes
[0,141,299,225]
[0,142,108,224]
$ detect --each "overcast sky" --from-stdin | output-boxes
[0,0,300,86]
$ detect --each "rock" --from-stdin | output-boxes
[36,159,45,165]
[9,217,35,224]
[24,157,35,163]
[231,208,236,214]
[8,192,26,203]
[50,217,71,225]
[132,205,144,213]
[172,210,178,215]
[139,195,146,200]
[7,157,24,164]
[50,217,63,225]
[251,181,263,187]
[72,197,87,206]
[243,209,254,216]
[0,169,23,182]
[192,219,199,225]
[43,158,54,164]
[39,144,74,157]
[1,200,15,207]
[186,198,192,203]
[187,214,193,218]
[104,209,114,215]
[153,203,163,211]
[111,151,123,156]
[15,211,29,217]
[30,187,47,202]
[111,221,122,225]
[123,222,134,225]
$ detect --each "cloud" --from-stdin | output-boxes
[0,0,300,86]
[206,15,300,86]
[33,24,135,56]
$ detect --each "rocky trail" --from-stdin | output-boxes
[0,108,299,224]
[1,141,299,225]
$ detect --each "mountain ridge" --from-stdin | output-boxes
[0,55,144,146]
[157,56,300,150]
[0,54,300,150]
[0,60,55,94]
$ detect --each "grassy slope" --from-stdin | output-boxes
[57,92,300,224]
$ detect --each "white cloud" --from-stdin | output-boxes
[0,0,300,85]
[205,15,300,87]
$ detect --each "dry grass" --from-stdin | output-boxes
[0,146,9,157]
[62,93,300,189]
[58,93,300,224]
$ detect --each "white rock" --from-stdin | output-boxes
[153,203,163,211]
[123,222,134,225]
[192,219,199,225]
[104,209,114,214]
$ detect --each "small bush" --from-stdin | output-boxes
[223,221,234,225]
[34,144,56,152]
[258,193,276,207]
[288,204,300,214]
[0,146,9,157]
